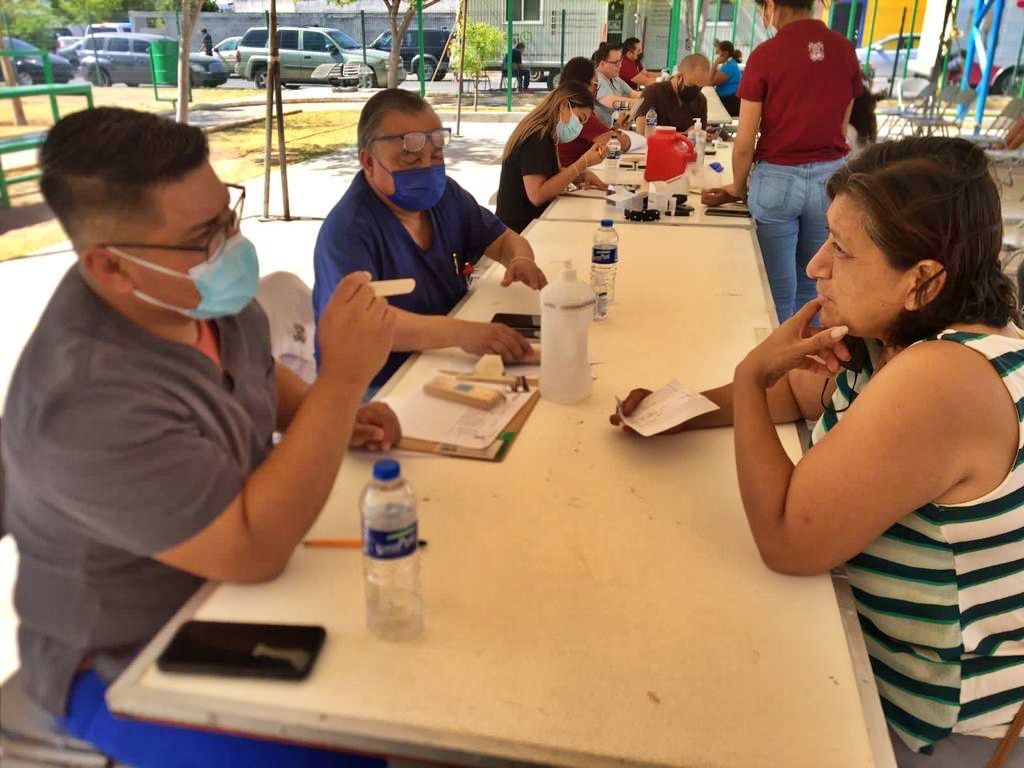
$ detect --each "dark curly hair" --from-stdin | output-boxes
[827,137,1018,348]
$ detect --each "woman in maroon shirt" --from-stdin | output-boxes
[556,57,631,168]
[704,0,862,322]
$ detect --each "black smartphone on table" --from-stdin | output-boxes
[157,620,326,680]
[492,313,541,339]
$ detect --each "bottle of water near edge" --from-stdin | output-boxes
[605,134,621,185]
[591,218,619,316]
[361,459,422,641]
[646,108,657,132]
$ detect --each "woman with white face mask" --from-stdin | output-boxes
[703,0,864,324]
[496,81,607,233]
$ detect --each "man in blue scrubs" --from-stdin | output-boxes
[313,89,548,387]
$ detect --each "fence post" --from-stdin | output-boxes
[417,0,425,96]
[846,0,858,42]
[506,0,513,112]
[668,0,682,67]
[709,0,721,58]
[748,0,757,51]
[888,7,906,97]
[560,9,566,71]
[693,0,704,58]
[902,0,918,80]
[360,10,367,64]
[455,0,468,134]
[729,0,739,45]
[863,0,877,76]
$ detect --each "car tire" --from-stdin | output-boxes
[366,71,379,89]
[546,70,560,90]
[126,82,139,87]
[418,57,436,82]
[283,83,300,90]
[16,71,33,86]
[992,67,1018,96]
[95,68,111,87]
[253,67,268,89]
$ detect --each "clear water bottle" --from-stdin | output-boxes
[591,218,618,308]
[645,108,657,132]
[361,459,422,641]
[605,135,621,185]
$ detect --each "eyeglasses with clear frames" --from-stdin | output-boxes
[370,128,452,153]
[104,183,246,264]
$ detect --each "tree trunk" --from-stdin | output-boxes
[0,1,27,126]
[387,8,401,87]
[683,0,696,55]
[176,0,202,123]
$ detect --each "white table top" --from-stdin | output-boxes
[108,222,891,768]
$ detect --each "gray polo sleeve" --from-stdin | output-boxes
[23,383,244,557]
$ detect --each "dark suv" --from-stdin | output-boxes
[370,28,450,81]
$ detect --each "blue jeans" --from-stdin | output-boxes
[747,158,845,322]
[59,671,385,768]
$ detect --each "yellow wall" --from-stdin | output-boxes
[821,0,928,43]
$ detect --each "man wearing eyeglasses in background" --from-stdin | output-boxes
[313,89,547,390]
[593,43,643,128]
[1,107,396,766]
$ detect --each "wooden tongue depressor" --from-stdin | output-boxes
[369,278,416,297]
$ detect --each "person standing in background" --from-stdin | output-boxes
[619,37,659,88]
[703,0,862,323]
[199,28,213,56]
[709,41,743,117]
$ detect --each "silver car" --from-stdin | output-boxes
[77,32,227,87]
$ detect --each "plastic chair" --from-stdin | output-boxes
[964,98,1024,146]
[877,78,934,137]
[255,272,316,384]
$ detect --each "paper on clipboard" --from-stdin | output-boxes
[384,385,532,450]
[615,379,719,437]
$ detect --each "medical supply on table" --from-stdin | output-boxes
[645,108,657,133]
[604,135,622,185]
[615,379,720,437]
[361,460,422,641]
[645,127,696,182]
[369,278,416,297]
[591,219,619,307]
[540,261,595,403]
[693,118,707,169]
[304,538,429,549]
[423,375,505,410]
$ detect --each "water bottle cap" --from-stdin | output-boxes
[373,459,401,481]
[600,218,613,227]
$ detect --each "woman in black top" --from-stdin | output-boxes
[496,81,606,233]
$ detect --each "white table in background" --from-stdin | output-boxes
[108,221,892,768]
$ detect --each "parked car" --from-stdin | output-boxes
[77,33,228,87]
[85,22,131,35]
[0,37,74,85]
[369,28,450,81]
[213,34,241,72]
[55,35,82,55]
[235,26,402,88]
[857,33,920,79]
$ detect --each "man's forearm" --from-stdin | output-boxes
[488,230,535,269]
[392,308,467,352]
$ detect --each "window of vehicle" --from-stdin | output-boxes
[302,32,331,52]
[133,39,151,53]
[279,30,299,50]
[403,32,416,48]
[107,38,130,53]
[374,32,392,48]
[218,38,238,51]
[879,34,919,52]
[326,29,360,50]
[706,1,735,22]
[506,0,541,22]
[241,29,269,47]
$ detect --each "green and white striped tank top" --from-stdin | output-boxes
[810,330,1024,752]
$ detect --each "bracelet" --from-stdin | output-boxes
[509,256,535,266]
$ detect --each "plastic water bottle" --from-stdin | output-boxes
[361,459,422,641]
[645,108,657,133]
[693,117,707,169]
[540,261,595,404]
[605,134,621,185]
[591,218,619,307]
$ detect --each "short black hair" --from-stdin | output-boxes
[593,42,622,64]
[622,37,641,55]
[515,42,525,50]
[40,107,208,242]
[357,88,432,150]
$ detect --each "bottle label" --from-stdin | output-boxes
[592,245,618,265]
[594,291,609,319]
[364,522,418,559]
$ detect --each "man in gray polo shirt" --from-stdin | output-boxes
[1,108,397,767]
[594,42,643,128]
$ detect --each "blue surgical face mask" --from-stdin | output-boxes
[383,161,447,211]
[112,233,260,320]
[556,109,584,143]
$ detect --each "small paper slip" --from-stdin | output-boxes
[615,379,719,437]
[384,386,532,450]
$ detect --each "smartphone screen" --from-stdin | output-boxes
[492,313,541,338]
[157,621,326,680]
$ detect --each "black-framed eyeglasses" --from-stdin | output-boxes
[103,183,246,262]
[370,128,452,153]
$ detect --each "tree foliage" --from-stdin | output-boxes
[451,21,502,80]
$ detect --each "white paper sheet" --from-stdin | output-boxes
[384,385,532,450]
[615,379,719,437]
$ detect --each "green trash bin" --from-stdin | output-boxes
[150,39,179,86]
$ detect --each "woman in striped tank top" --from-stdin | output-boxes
[614,137,1023,766]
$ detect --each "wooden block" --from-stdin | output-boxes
[523,344,541,365]
[423,376,504,411]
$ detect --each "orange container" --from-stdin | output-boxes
[644,126,697,182]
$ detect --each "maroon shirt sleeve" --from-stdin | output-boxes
[737,45,768,102]
[556,114,607,167]
[849,44,864,98]
[619,57,640,89]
